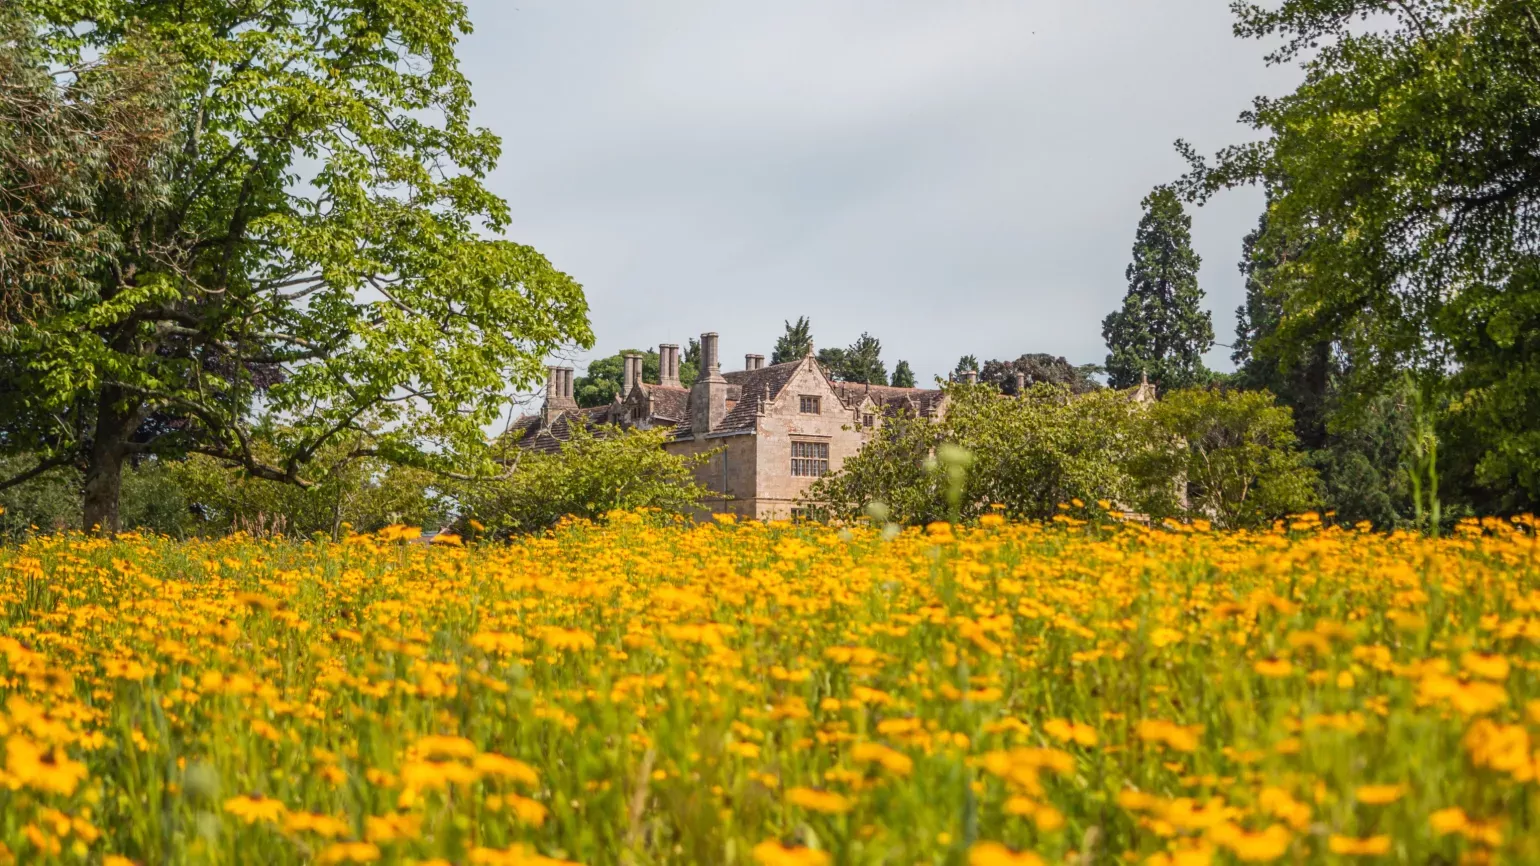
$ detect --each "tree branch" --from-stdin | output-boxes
[0,455,74,491]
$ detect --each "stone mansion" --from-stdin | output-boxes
[510,332,958,520]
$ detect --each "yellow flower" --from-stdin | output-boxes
[752,840,831,866]
[1354,784,1406,805]
[1210,823,1291,862]
[967,841,1045,866]
[474,752,540,786]
[786,787,853,814]
[1429,808,1468,835]
[284,811,352,838]
[1461,652,1510,681]
[850,742,913,776]
[5,736,88,796]
[540,627,596,652]
[1253,657,1293,678]
[1042,718,1098,747]
[1327,835,1391,856]
[223,794,287,825]
[317,842,382,864]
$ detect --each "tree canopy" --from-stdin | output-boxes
[818,332,887,384]
[771,317,813,365]
[890,360,917,388]
[1103,187,1214,392]
[1182,0,1540,511]
[0,1,592,532]
[981,354,1103,395]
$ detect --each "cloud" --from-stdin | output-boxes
[460,0,1299,385]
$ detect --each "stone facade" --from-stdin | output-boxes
[509,333,945,520]
[510,331,1155,521]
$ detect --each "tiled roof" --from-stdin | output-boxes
[830,381,945,416]
[507,404,623,453]
[640,384,690,422]
[674,360,804,439]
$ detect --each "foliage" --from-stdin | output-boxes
[0,455,80,538]
[458,426,707,535]
[1146,388,1319,529]
[0,6,176,331]
[981,354,1103,396]
[953,355,980,378]
[4,513,1537,862]
[804,411,948,526]
[169,433,448,539]
[1183,0,1540,513]
[890,360,917,388]
[0,0,592,532]
[818,332,888,384]
[1103,187,1214,392]
[1309,391,1415,529]
[809,384,1168,524]
[771,317,813,365]
[574,349,660,408]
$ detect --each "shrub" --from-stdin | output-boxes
[808,383,1170,524]
[456,426,708,535]
[1147,388,1319,529]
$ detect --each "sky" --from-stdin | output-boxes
[459,1,1301,386]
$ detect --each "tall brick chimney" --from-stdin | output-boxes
[964,369,978,385]
[690,332,727,434]
[658,343,681,388]
[745,353,764,371]
[1014,370,1027,394]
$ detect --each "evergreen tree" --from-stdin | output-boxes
[1102,187,1214,391]
[772,317,814,364]
[819,333,886,384]
[953,355,979,379]
[890,361,917,388]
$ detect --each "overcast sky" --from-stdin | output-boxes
[459,1,1299,385]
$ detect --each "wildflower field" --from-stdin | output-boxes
[1,512,1539,865]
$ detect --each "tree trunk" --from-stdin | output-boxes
[81,389,137,535]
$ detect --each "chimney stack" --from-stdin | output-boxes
[746,353,765,371]
[658,343,681,388]
[1014,370,1027,394]
[622,352,642,396]
[542,364,577,423]
[690,331,727,434]
[964,369,978,385]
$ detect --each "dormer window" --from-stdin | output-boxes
[799,395,821,414]
[862,413,875,428]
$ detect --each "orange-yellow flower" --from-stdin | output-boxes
[752,840,831,866]
[223,794,287,825]
[967,841,1045,866]
[786,787,853,814]
[1354,784,1406,805]
[1327,835,1391,856]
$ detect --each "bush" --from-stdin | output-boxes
[1146,388,1319,529]
[808,383,1170,524]
[455,426,708,535]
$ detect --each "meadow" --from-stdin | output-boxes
[0,511,1537,865]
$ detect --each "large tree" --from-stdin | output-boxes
[1102,187,1214,391]
[981,354,1103,395]
[818,332,887,384]
[890,360,917,388]
[0,1,591,532]
[771,317,813,365]
[1182,0,1540,510]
